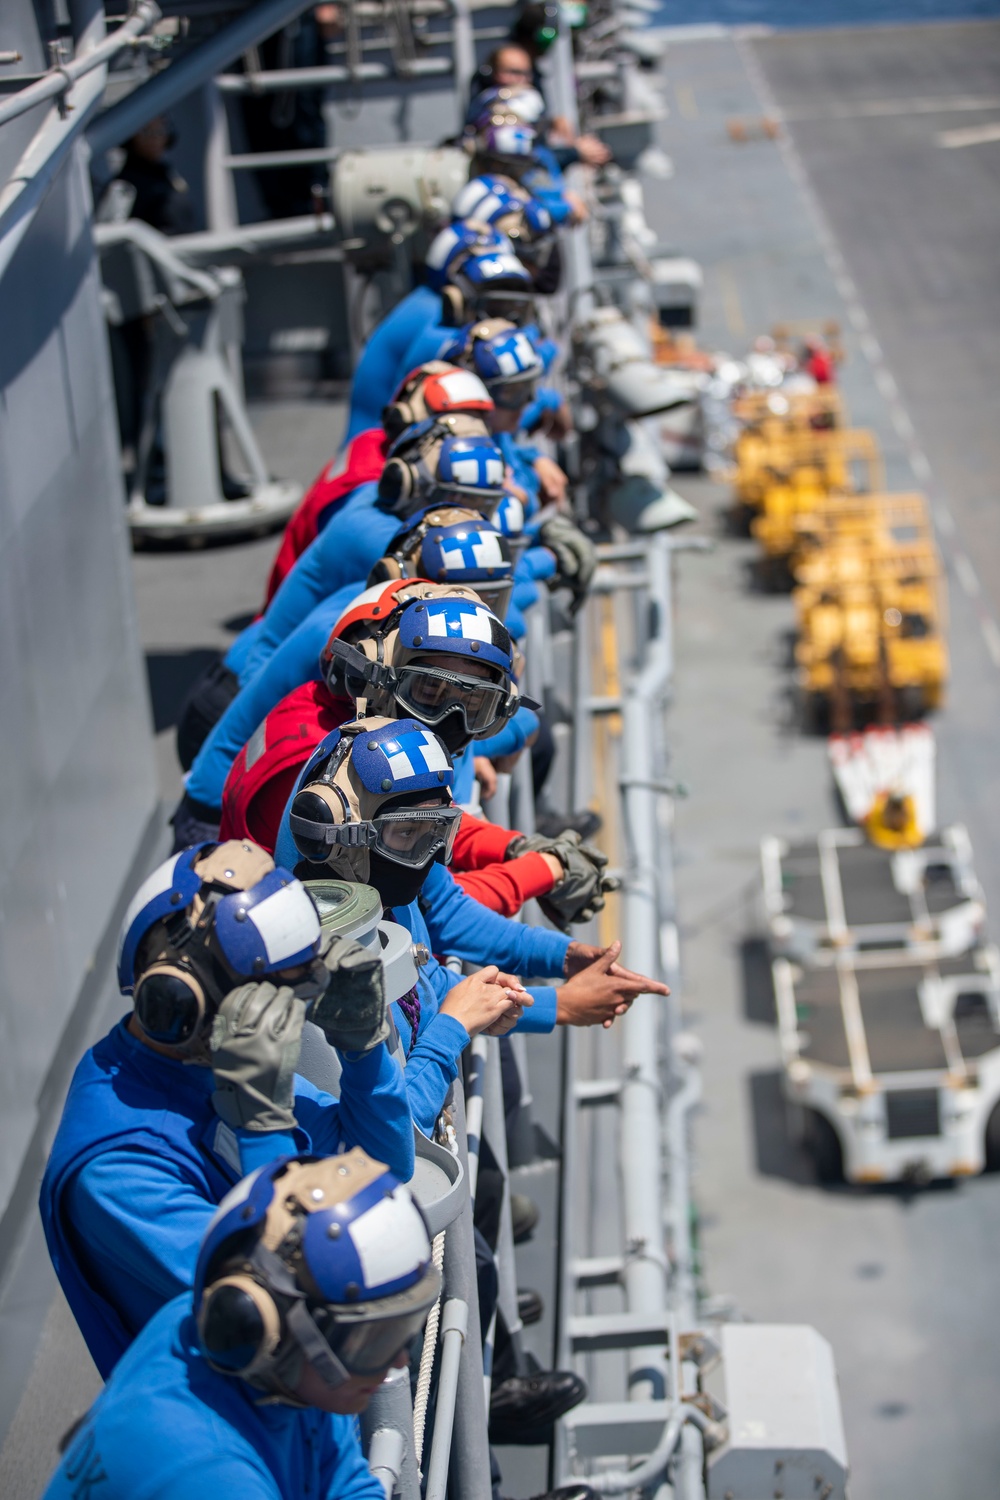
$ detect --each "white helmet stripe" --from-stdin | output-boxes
[416,731,451,773]
[385,748,415,780]
[437,369,491,405]
[247,882,321,966]
[349,1187,431,1289]
[118,853,183,967]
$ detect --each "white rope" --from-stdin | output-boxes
[412,1229,446,1471]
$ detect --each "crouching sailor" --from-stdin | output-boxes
[43,1150,439,1500]
[40,841,414,1378]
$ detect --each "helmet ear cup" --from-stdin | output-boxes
[289,783,345,865]
[368,556,405,586]
[381,401,414,444]
[440,286,465,327]
[378,458,415,512]
[133,963,207,1050]
[198,1274,282,1376]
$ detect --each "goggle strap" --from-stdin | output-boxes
[289,814,378,849]
[325,637,397,693]
[249,1235,352,1388]
[286,1298,351,1389]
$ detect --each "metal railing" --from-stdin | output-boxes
[0,1,161,131]
[554,536,717,1497]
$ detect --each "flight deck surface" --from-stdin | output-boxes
[648,21,1000,1500]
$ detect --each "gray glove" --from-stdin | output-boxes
[310,934,389,1056]
[507,830,620,930]
[210,981,311,1133]
[537,515,598,614]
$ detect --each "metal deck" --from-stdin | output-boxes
[3,17,1000,1500]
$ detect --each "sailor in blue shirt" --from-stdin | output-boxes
[277,708,669,1133]
[345,225,537,440]
[40,842,413,1377]
[44,1149,440,1500]
[184,507,526,823]
[274,715,537,1136]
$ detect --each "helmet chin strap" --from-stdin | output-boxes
[245,1245,352,1405]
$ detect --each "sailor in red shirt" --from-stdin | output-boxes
[221,579,614,930]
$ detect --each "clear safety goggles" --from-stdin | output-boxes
[491,377,538,412]
[467,577,514,621]
[394,663,516,736]
[476,290,536,325]
[293,803,462,870]
[312,1271,441,1376]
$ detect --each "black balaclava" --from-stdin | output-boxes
[366,850,431,910]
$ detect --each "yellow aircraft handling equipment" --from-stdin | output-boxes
[749,428,885,573]
[794,562,949,730]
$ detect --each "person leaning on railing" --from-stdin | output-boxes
[42,1151,439,1500]
[39,844,413,1381]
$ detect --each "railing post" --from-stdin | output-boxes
[439,1083,493,1500]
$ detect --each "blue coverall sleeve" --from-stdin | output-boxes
[420,861,570,976]
[247,487,398,666]
[65,1150,221,1340]
[474,704,538,760]
[307,1044,416,1181]
[521,545,557,580]
[185,587,363,809]
[346,287,444,441]
[520,986,558,1033]
[520,384,564,434]
[404,1012,471,1136]
[505,600,527,640]
[224,616,266,676]
[512,578,540,615]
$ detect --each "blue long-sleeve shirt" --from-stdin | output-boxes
[187,582,360,810]
[242,484,401,679]
[474,702,539,761]
[417,859,568,979]
[41,1019,413,1374]
[44,1295,384,1500]
[346,286,457,441]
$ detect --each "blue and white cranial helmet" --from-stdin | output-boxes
[116,842,321,995]
[451,175,553,241]
[287,718,460,878]
[396,594,514,675]
[470,85,548,131]
[478,121,538,162]
[496,492,526,539]
[434,432,506,502]
[350,718,455,796]
[194,1151,440,1395]
[467,324,542,389]
[424,221,509,292]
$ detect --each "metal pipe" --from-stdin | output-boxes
[423,1299,470,1500]
[367,1428,406,1500]
[167,213,337,262]
[440,1085,492,1500]
[361,1363,421,1500]
[87,0,316,158]
[583,1400,722,1495]
[216,62,388,90]
[222,144,341,170]
[482,1039,525,1354]
[464,1034,489,1200]
[449,0,475,132]
[0,2,161,130]
[618,534,672,1402]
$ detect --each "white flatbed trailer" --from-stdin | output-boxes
[761,824,984,965]
[773,945,1000,1183]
